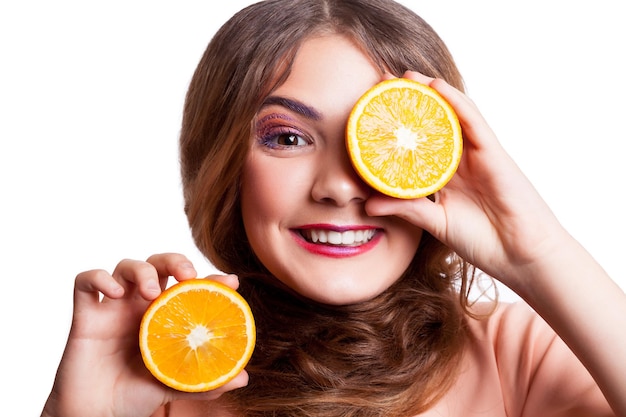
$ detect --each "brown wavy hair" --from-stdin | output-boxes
[180,0,479,415]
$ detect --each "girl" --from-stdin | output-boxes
[41,1,625,416]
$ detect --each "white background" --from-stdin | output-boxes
[1,1,624,414]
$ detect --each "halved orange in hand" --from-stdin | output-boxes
[139,279,255,392]
[346,77,462,199]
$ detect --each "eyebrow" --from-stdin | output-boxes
[261,96,322,121]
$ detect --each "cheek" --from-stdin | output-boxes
[240,155,308,246]
[391,221,423,263]
[241,154,313,217]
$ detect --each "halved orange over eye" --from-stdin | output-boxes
[346,78,462,199]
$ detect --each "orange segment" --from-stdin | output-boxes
[346,77,462,199]
[139,279,255,392]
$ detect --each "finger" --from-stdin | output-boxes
[401,71,499,151]
[74,269,125,307]
[397,72,499,152]
[365,194,444,237]
[426,78,499,151]
[383,70,435,85]
[218,369,249,392]
[401,70,435,85]
[146,253,198,283]
[204,274,240,291]
[111,259,162,301]
[168,370,249,402]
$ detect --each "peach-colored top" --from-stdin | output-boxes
[423,302,612,416]
[162,302,613,417]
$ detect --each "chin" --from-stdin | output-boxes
[292,279,393,306]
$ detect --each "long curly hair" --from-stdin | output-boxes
[180,1,479,415]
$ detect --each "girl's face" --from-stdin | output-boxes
[241,34,423,305]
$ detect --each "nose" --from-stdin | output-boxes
[311,143,371,206]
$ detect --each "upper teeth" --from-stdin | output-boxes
[305,229,376,245]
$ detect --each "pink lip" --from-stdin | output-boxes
[290,224,382,258]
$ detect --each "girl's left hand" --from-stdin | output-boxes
[365,71,569,290]
[366,71,626,416]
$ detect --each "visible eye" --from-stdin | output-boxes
[273,132,307,147]
[257,126,310,150]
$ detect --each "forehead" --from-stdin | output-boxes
[269,34,382,118]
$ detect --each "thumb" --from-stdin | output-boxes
[366,194,443,236]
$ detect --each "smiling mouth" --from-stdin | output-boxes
[299,228,377,246]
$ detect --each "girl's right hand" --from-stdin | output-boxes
[41,253,248,417]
